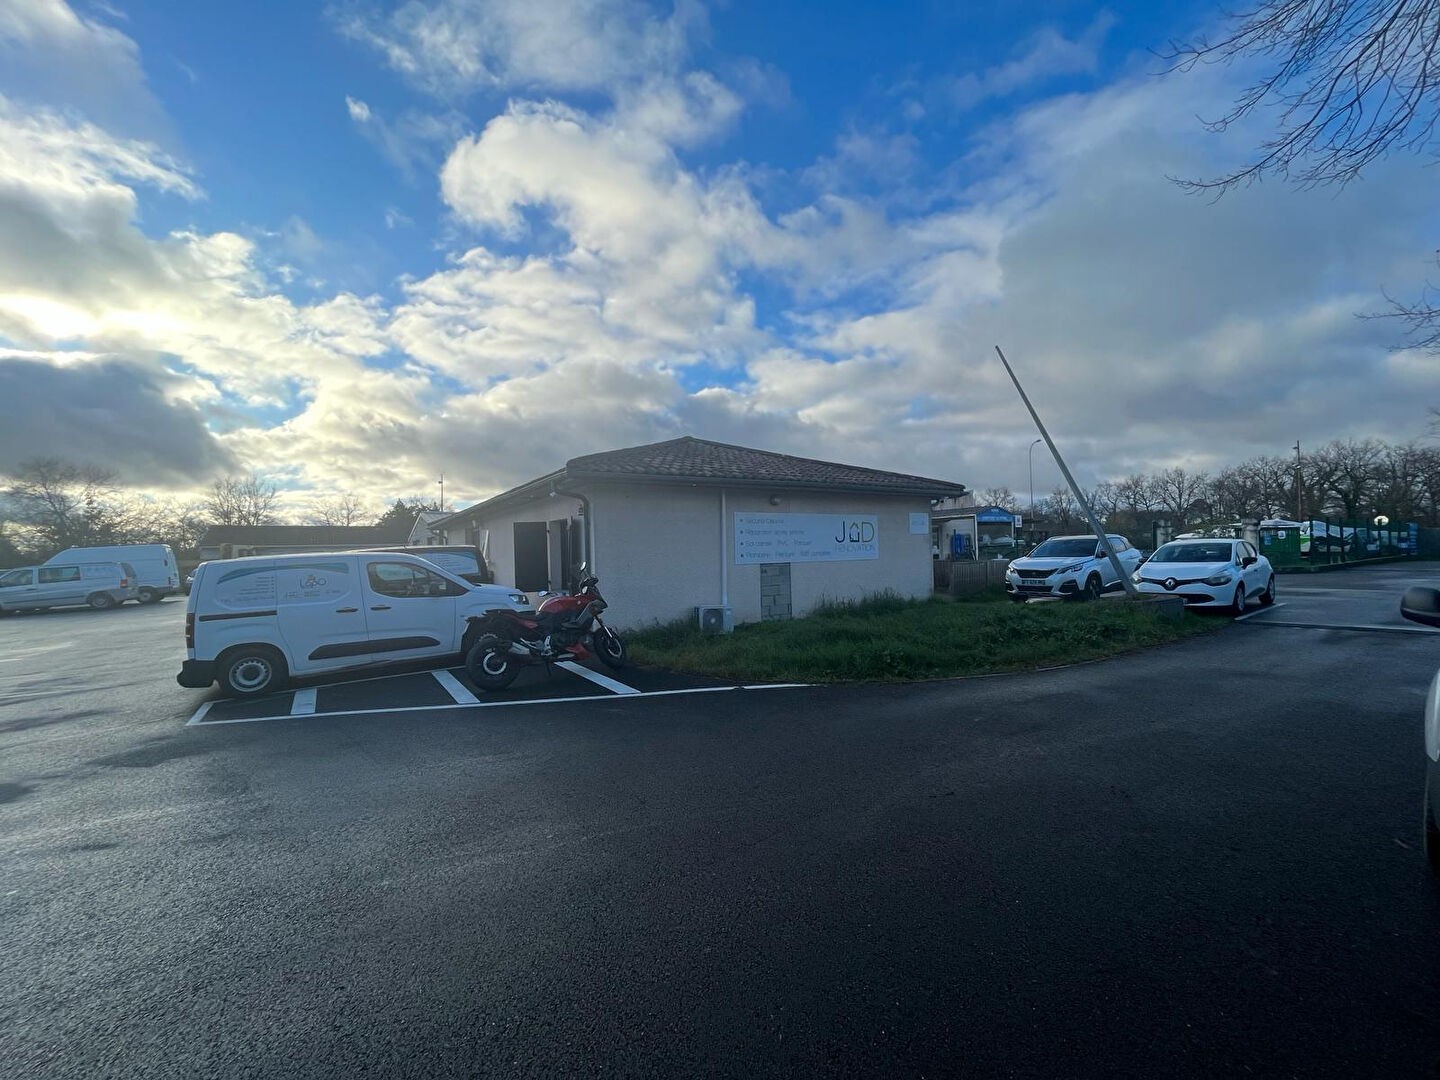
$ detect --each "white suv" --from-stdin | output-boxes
[1005,534,1143,603]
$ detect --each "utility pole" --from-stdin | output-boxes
[1292,442,1302,522]
[437,473,445,512]
[995,346,1138,597]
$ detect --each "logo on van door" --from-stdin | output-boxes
[301,573,327,589]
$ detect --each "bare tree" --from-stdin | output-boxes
[978,486,1021,513]
[1165,0,1440,192]
[204,473,280,527]
[1311,438,1386,518]
[3,458,119,554]
[1152,467,1211,524]
[308,493,369,527]
[1165,0,1440,354]
[1046,486,1079,531]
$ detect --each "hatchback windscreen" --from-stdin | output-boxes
[1151,543,1233,563]
[1028,538,1098,558]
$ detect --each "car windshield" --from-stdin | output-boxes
[1152,542,1234,563]
[1028,538,1098,558]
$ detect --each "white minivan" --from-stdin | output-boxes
[178,552,533,697]
[0,561,140,613]
[45,544,179,604]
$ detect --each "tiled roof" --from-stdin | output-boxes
[566,437,967,495]
[200,523,414,547]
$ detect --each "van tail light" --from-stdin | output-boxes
[119,577,129,588]
[185,612,195,650]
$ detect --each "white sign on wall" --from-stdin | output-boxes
[734,513,880,564]
[909,512,929,535]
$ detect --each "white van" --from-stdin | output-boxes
[178,552,533,697]
[45,544,179,604]
[0,561,140,613]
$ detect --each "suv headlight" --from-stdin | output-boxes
[1057,564,1083,575]
[1203,572,1233,586]
[1131,570,1144,583]
[509,593,529,605]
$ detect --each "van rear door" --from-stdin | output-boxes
[272,557,371,674]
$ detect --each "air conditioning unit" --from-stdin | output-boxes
[696,605,733,634]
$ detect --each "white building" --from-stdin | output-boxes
[432,437,967,630]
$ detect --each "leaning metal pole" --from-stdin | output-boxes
[995,345,1138,597]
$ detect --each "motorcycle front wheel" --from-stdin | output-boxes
[592,627,628,669]
[465,634,519,691]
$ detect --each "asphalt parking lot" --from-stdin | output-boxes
[2,567,1440,1078]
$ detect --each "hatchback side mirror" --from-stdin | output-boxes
[1400,586,1440,628]
[1242,556,1257,567]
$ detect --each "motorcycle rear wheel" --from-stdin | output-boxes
[465,634,519,691]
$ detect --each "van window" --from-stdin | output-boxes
[0,569,34,587]
[367,561,466,599]
[39,566,81,583]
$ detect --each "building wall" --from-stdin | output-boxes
[591,483,934,629]
[459,495,585,591]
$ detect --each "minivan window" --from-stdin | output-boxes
[367,562,466,599]
[39,566,81,583]
[0,569,33,587]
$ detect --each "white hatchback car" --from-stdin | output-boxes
[1132,538,1275,613]
[1005,534,1144,602]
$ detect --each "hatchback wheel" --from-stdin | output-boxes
[1232,585,1247,615]
[1260,576,1276,606]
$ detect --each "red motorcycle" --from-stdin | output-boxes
[463,564,627,691]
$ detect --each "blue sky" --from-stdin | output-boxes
[0,0,1433,514]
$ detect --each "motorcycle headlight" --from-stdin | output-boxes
[1203,572,1233,586]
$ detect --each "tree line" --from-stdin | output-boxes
[0,458,438,565]
[979,438,1440,540]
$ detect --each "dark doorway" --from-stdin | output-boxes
[513,521,549,591]
[547,519,568,591]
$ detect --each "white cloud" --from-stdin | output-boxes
[0,0,168,138]
[335,0,698,99]
[943,13,1115,111]
[345,95,371,122]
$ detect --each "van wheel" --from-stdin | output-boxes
[87,592,117,610]
[218,645,288,697]
[137,588,160,604]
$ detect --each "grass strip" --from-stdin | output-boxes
[627,591,1219,683]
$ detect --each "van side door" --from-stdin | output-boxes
[359,558,467,660]
[270,557,372,675]
[38,565,85,607]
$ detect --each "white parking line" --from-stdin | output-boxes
[290,688,317,715]
[1232,603,1286,622]
[184,700,215,727]
[555,661,641,695]
[432,669,479,705]
[188,683,808,726]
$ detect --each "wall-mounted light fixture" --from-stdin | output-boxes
[768,495,782,506]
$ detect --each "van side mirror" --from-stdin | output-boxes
[1400,586,1440,628]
